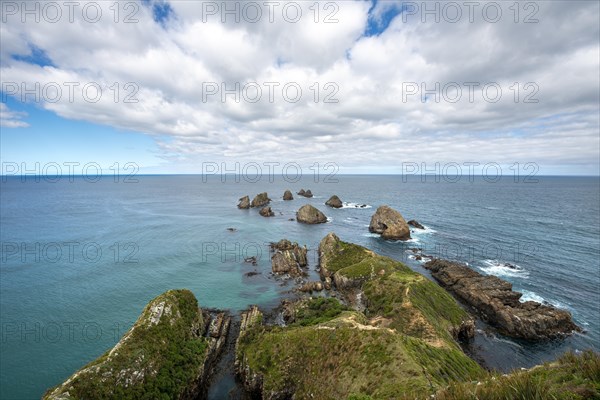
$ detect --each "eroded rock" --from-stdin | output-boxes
[369,205,411,240]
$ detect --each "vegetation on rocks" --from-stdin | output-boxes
[43,290,214,400]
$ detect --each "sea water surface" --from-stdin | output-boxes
[1,175,599,399]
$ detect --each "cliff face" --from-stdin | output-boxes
[235,234,483,399]
[43,289,229,400]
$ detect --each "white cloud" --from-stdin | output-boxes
[0,0,598,171]
[0,103,29,128]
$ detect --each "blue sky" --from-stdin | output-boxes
[1,0,599,175]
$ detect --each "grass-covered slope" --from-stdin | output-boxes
[43,289,210,400]
[435,350,600,400]
[236,234,484,399]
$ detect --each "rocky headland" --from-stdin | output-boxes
[424,259,581,340]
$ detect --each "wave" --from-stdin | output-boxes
[341,202,372,209]
[519,290,570,310]
[479,259,529,278]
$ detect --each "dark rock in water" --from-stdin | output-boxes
[296,204,327,224]
[298,281,324,292]
[259,206,275,217]
[369,205,411,240]
[244,256,257,265]
[325,195,343,208]
[270,239,308,276]
[238,195,250,209]
[360,204,367,208]
[227,227,237,232]
[424,259,581,340]
[408,220,425,229]
[504,263,519,270]
[288,218,295,221]
[297,189,313,198]
[244,271,259,277]
[250,192,270,208]
[283,190,294,200]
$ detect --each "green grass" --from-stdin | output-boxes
[44,289,209,400]
[435,350,600,400]
[291,297,350,327]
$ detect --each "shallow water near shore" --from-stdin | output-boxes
[1,175,598,399]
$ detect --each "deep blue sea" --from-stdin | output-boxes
[1,175,599,399]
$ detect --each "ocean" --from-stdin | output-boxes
[1,175,598,399]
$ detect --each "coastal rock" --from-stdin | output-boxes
[250,192,270,208]
[296,204,327,224]
[283,190,293,200]
[238,195,250,209]
[424,259,581,340]
[259,206,274,217]
[297,189,306,196]
[325,195,343,208]
[298,281,324,292]
[369,205,411,240]
[304,189,313,198]
[408,220,425,229]
[270,239,307,276]
[43,290,230,399]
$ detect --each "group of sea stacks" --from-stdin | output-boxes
[237,190,346,224]
[237,191,428,237]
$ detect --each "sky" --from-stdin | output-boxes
[1,0,599,175]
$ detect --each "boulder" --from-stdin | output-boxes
[408,220,425,229]
[283,190,294,200]
[325,195,343,208]
[298,281,324,292]
[369,205,411,240]
[238,195,250,209]
[259,206,274,217]
[424,259,581,340]
[304,190,313,198]
[250,192,270,208]
[270,240,308,276]
[296,204,327,224]
[297,189,306,196]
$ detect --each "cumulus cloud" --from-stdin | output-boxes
[0,0,598,171]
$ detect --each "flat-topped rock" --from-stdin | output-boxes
[424,259,581,340]
[369,205,411,240]
[270,239,308,276]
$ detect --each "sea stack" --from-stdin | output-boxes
[296,204,327,224]
[259,206,275,217]
[369,205,411,240]
[283,190,293,200]
[250,192,270,208]
[238,195,250,209]
[325,195,343,208]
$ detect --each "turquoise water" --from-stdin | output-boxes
[1,175,599,399]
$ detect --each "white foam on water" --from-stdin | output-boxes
[363,232,381,238]
[411,225,436,234]
[480,259,529,278]
[341,202,372,209]
[520,290,570,310]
